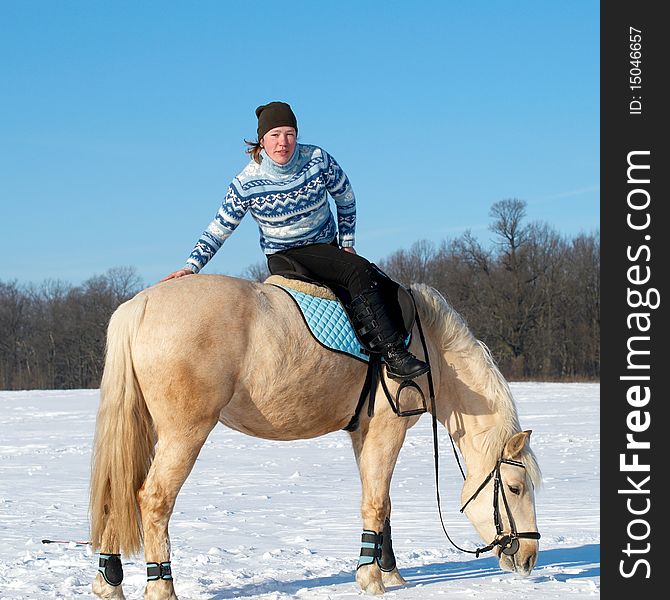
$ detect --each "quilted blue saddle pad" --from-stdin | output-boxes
[275,285,370,362]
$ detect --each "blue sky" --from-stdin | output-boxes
[1,1,599,286]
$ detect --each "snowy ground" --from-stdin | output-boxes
[0,383,599,599]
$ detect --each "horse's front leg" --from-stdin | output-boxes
[349,413,410,595]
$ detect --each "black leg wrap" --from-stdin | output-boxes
[98,553,123,587]
[379,517,397,572]
[147,561,173,581]
[356,520,398,572]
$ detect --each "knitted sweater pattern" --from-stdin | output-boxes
[186,144,356,273]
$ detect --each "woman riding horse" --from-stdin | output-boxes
[89,103,541,600]
[161,101,429,380]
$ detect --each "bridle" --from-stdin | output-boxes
[456,457,541,557]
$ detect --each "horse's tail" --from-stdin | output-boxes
[90,292,155,556]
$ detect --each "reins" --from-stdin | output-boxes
[346,289,540,558]
[415,298,541,557]
[415,301,497,557]
[416,296,541,557]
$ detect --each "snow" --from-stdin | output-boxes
[0,383,599,598]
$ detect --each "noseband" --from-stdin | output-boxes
[458,457,541,557]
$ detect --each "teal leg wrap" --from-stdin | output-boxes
[146,561,173,581]
[357,530,382,569]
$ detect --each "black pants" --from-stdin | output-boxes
[269,242,411,350]
[268,242,379,299]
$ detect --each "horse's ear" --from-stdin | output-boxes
[503,430,532,459]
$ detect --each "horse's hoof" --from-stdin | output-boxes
[382,568,407,587]
[144,582,179,600]
[92,572,126,599]
[356,566,386,596]
[362,581,386,596]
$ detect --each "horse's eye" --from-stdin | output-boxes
[508,486,521,495]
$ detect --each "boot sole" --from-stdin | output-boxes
[385,365,431,380]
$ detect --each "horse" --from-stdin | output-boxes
[89,274,542,600]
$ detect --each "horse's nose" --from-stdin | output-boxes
[518,553,537,575]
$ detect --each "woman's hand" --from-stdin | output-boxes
[160,268,194,283]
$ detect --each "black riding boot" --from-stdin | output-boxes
[348,286,430,380]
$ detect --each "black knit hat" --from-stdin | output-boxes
[255,101,298,140]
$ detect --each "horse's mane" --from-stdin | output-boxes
[410,283,542,488]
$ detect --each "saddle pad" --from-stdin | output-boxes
[273,284,370,362]
[265,274,336,300]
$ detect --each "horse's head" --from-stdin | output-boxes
[460,430,540,576]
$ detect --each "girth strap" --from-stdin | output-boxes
[343,353,381,432]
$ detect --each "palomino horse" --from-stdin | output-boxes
[90,274,541,599]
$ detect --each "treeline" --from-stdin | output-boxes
[0,267,143,390]
[0,200,599,389]
[377,199,599,380]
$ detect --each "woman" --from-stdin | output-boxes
[162,101,429,380]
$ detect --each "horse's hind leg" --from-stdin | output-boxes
[349,414,410,595]
[139,418,218,600]
[91,524,127,599]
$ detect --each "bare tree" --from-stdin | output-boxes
[239,261,270,282]
[106,266,144,303]
[489,198,528,269]
[0,268,144,390]
[0,281,28,388]
[378,240,438,286]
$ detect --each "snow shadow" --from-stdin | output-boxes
[533,543,600,582]
[205,544,599,598]
[206,569,356,599]
[400,544,600,588]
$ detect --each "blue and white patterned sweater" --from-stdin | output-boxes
[185,144,356,273]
